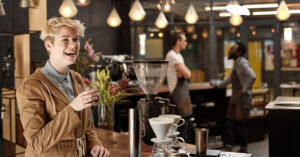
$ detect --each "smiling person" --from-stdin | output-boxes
[16,17,109,157]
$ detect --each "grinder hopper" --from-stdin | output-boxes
[133,60,169,144]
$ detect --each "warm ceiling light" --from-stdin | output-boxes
[186,25,195,33]
[129,0,146,21]
[253,10,300,16]
[155,11,168,29]
[202,31,208,39]
[74,0,91,6]
[252,31,256,36]
[205,3,278,11]
[230,27,236,34]
[216,29,223,36]
[19,0,35,8]
[276,0,290,21]
[272,28,275,33]
[150,33,154,37]
[219,12,232,17]
[185,3,199,24]
[0,0,5,16]
[192,33,198,40]
[159,0,173,13]
[226,1,250,15]
[236,32,240,37]
[107,6,122,27]
[158,32,164,38]
[229,14,243,26]
[59,0,78,18]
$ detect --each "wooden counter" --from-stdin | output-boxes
[95,128,195,157]
[124,82,214,97]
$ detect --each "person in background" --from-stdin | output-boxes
[166,32,194,143]
[16,17,109,157]
[210,42,256,153]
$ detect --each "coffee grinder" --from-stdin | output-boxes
[133,60,170,144]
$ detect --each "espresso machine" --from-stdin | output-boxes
[133,60,170,144]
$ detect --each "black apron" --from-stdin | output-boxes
[171,77,192,117]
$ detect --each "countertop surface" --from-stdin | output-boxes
[124,82,214,97]
[265,96,300,110]
[95,129,252,157]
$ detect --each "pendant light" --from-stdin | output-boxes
[185,3,198,24]
[158,0,173,13]
[276,0,290,21]
[75,0,91,6]
[59,0,78,18]
[107,6,122,27]
[155,11,168,29]
[19,0,35,8]
[229,14,243,26]
[129,0,146,21]
[0,0,5,16]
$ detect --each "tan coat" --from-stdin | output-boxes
[16,68,102,157]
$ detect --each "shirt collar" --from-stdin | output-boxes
[44,60,70,83]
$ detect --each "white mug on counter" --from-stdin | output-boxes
[159,114,185,132]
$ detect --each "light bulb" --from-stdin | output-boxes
[129,0,146,21]
[229,14,243,26]
[216,29,223,36]
[155,11,168,29]
[159,0,173,12]
[185,3,199,24]
[59,0,78,18]
[202,31,208,38]
[107,6,122,27]
[75,0,91,6]
[276,0,290,21]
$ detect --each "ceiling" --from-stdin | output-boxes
[140,0,300,21]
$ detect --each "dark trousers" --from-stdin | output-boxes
[225,119,248,148]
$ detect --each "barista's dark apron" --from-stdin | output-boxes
[171,77,192,117]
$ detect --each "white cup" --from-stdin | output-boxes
[149,117,174,140]
[159,114,185,132]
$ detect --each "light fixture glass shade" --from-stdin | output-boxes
[107,7,122,27]
[229,14,243,26]
[159,0,173,13]
[59,0,78,18]
[19,0,35,8]
[75,0,91,6]
[276,0,290,21]
[185,3,198,24]
[129,0,146,21]
[155,11,168,29]
[0,0,5,16]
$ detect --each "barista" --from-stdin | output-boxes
[166,32,193,143]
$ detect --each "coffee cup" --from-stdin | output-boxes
[159,114,185,132]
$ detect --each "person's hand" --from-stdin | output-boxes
[176,70,183,78]
[209,81,216,88]
[90,145,110,157]
[69,89,99,111]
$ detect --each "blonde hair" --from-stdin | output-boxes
[40,17,86,43]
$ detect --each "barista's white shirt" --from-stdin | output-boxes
[166,49,185,94]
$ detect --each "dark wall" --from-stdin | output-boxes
[47,0,130,55]
[0,0,29,34]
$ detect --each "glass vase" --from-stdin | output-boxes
[97,103,114,131]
